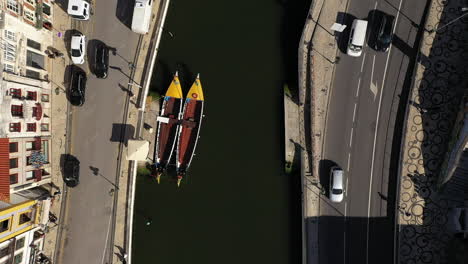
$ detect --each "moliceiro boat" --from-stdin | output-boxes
[176,74,204,186]
[153,72,183,183]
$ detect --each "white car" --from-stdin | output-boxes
[329,166,344,203]
[71,34,86,65]
[67,0,90,20]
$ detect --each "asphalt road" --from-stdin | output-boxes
[319,0,429,263]
[59,1,141,263]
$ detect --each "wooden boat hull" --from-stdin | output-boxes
[153,73,183,182]
[176,75,204,186]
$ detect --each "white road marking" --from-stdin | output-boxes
[366,0,404,263]
[360,52,367,72]
[349,127,354,147]
[347,152,351,172]
[370,55,378,100]
[352,103,358,122]
[356,78,362,97]
[374,1,378,9]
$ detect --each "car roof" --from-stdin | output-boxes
[332,168,344,189]
[351,19,368,45]
[71,35,83,49]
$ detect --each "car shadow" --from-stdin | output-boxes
[335,12,358,54]
[54,0,68,13]
[116,0,135,29]
[319,159,339,197]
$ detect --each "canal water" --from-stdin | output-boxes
[133,0,311,263]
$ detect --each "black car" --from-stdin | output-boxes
[64,156,80,187]
[94,42,109,78]
[69,66,87,106]
[373,12,395,52]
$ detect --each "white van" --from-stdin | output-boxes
[67,0,90,21]
[131,0,153,34]
[347,19,368,57]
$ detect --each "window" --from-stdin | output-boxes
[0,246,9,258]
[3,42,16,62]
[4,30,16,41]
[0,218,10,233]
[41,140,49,162]
[19,211,32,225]
[40,123,49,131]
[25,171,34,180]
[9,158,18,168]
[41,94,49,102]
[11,105,22,117]
[43,3,51,16]
[25,0,34,5]
[24,9,35,22]
[26,156,32,166]
[14,252,22,264]
[27,39,41,50]
[26,141,34,151]
[9,88,21,98]
[26,50,44,70]
[26,69,40,80]
[9,174,18,184]
[32,107,38,118]
[27,123,36,132]
[6,0,18,13]
[9,142,18,153]
[27,91,37,101]
[9,123,20,132]
[15,237,24,250]
[3,63,15,73]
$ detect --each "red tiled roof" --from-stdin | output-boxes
[0,139,10,202]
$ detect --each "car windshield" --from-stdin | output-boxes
[349,44,362,52]
[71,49,81,57]
[332,189,343,195]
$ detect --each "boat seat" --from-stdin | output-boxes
[181,119,197,128]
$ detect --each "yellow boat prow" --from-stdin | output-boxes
[186,74,204,101]
[166,71,183,98]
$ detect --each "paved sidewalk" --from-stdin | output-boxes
[40,3,72,262]
[396,1,468,263]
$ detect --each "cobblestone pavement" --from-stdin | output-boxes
[397,0,468,263]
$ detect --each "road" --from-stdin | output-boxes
[319,0,429,263]
[59,1,141,263]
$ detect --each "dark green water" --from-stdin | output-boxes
[133,1,310,263]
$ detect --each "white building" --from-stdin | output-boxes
[0,1,54,81]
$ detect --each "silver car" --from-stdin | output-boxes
[329,166,344,203]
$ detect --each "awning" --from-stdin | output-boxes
[126,140,149,161]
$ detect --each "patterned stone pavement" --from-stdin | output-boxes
[397,0,468,263]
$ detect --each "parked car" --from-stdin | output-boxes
[131,0,153,34]
[329,166,344,203]
[69,66,87,106]
[372,12,395,52]
[67,0,90,20]
[64,156,80,187]
[71,33,86,64]
[94,42,109,78]
[347,19,368,57]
